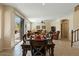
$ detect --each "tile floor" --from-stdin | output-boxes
[0,39,79,56]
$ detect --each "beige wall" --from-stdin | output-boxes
[51,20,61,31]
[0,5,14,50]
[44,20,53,32]
[73,9,79,30]
[31,17,73,40]
[11,11,15,48]
[3,6,13,49]
[51,14,73,40]
[3,6,30,49]
[31,20,53,32]
[0,9,1,51]
[0,5,30,50]
[51,19,61,39]
[31,22,42,32]
[0,5,4,51]
[27,21,31,31]
[23,17,32,33]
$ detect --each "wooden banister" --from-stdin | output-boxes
[71,28,79,47]
[71,30,73,47]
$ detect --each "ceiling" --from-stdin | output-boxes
[3,3,79,22]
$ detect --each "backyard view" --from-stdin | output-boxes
[15,16,21,45]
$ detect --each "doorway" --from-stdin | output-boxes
[61,19,69,40]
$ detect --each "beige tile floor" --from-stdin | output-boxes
[54,40,79,56]
[0,39,79,56]
[0,41,23,56]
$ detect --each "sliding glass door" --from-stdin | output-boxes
[15,16,24,45]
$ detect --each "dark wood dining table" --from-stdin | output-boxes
[21,38,55,56]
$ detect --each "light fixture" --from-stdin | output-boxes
[42,3,45,6]
[41,21,45,24]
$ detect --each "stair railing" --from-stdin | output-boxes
[71,29,79,47]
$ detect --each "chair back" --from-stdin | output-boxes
[30,40,46,56]
[56,31,60,40]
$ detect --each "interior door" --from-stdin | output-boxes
[61,20,69,40]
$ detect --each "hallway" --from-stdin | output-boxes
[1,39,79,56]
[0,3,79,56]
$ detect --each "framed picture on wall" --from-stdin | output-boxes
[42,26,46,29]
[36,26,40,29]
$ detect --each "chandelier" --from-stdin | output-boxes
[41,21,45,24]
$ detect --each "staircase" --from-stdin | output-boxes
[73,41,79,48]
[71,29,79,47]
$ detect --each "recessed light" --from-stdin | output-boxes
[42,3,45,6]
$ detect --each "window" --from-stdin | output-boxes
[36,26,40,29]
[42,26,46,29]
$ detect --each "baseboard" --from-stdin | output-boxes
[3,48,12,51]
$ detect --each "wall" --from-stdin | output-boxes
[44,20,53,32]
[0,5,4,51]
[51,19,61,39]
[0,5,30,50]
[10,11,15,48]
[0,8,1,51]
[31,17,73,41]
[31,22,41,32]
[10,8,31,48]
[73,8,79,30]
[24,18,31,33]
[31,20,53,32]
[24,19,27,33]
[26,21,31,31]
[51,14,73,40]
[3,6,13,49]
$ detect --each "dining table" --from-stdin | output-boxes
[21,38,55,56]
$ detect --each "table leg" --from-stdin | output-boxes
[50,45,54,56]
[22,48,27,56]
[49,48,51,56]
[51,48,54,56]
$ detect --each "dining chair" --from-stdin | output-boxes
[56,31,60,40]
[30,40,46,56]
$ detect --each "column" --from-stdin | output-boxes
[0,5,4,51]
[73,5,79,30]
